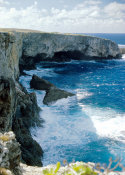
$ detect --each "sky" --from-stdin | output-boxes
[0,0,125,33]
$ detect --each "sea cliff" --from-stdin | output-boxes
[0,28,121,74]
[0,28,122,174]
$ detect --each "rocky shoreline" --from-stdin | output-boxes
[0,28,122,174]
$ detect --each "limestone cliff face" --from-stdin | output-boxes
[22,32,120,59]
[0,30,43,167]
[0,29,121,74]
[0,31,22,80]
[20,32,121,70]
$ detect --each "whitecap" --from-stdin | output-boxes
[79,104,125,143]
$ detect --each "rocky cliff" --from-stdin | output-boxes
[22,32,120,59]
[21,31,121,70]
[0,28,121,73]
[0,29,43,171]
[0,28,121,174]
[0,31,22,80]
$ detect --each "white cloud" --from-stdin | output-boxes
[0,0,9,5]
[104,2,125,19]
[0,0,124,33]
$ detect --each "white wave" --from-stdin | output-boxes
[19,75,32,89]
[76,89,93,100]
[51,95,76,108]
[122,54,125,60]
[31,94,96,149]
[79,104,125,142]
[24,67,57,77]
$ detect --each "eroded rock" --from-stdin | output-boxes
[0,78,16,132]
[0,131,21,175]
[12,83,43,167]
[30,74,55,91]
[43,87,74,105]
[21,31,121,70]
[0,31,22,80]
[30,75,74,105]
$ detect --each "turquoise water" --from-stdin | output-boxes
[20,58,125,168]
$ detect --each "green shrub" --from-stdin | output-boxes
[42,162,97,175]
[43,162,61,175]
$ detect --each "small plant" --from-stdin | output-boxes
[42,162,61,175]
[42,162,97,175]
[71,164,97,175]
[95,157,125,174]
[42,159,125,175]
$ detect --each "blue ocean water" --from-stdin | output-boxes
[19,34,125,169]
[82,33,125,45]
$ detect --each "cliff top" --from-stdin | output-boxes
[0,28,110,41]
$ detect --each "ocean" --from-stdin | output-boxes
[82,33,125,46]
[20,33,125,169]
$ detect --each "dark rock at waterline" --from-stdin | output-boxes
[43,87,74,105]
[30,75,75,105]
[0,77,43,167]
[12,83,43,167]
[12,117,43,167]
[30,74,55,90]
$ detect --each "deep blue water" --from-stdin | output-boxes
[19,34,125,169]
[82,33,125,45]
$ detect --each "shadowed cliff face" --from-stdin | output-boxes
[0,78,16,132]
[0,77,43,167]
[12,84,43,166]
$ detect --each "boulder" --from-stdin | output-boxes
[30,74,55,90]
[43,87,74,105]
[30,75,75,105]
